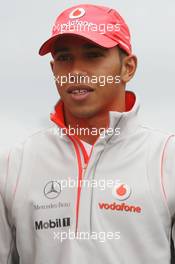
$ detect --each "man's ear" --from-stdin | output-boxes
[120,55,137,83]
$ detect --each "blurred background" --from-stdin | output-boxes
[1,0,175,149]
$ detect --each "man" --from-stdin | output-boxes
[0,4,174,264]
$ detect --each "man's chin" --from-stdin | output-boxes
[71,111,95,119]
[63,100,101,119]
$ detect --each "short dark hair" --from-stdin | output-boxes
[117,46,128,61]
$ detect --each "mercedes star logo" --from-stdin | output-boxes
[44,181,61,199]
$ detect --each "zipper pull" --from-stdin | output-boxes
[83,163,88,170]
[82,163,88,178]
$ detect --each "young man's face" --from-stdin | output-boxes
[50,35,135,118]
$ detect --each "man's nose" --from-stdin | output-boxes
[69,60,88,82]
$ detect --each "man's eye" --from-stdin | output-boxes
[86,52,103,58]
[55,54,72,61]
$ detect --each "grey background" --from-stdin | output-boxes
[1,0,175,149]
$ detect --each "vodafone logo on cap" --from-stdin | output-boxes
[69,8,86,19]
[112,183,131,201]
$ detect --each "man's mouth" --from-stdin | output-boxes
[71,89,89,95]
[66,86,94,101]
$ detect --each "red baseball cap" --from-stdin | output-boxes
[39,4,132,56]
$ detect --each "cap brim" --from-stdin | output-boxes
[39,31,118,56]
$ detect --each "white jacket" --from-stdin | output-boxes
[0,91,175,264]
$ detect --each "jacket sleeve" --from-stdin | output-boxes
[172,223,175,262]
[0,149,19,264]
[162,135,175,257]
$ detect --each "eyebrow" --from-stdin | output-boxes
[53,47,69,53]
[53,43,105,54]
[82,43,102,49]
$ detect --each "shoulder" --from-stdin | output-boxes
[140,124,174,146]
[0,125,58,198]
[160,134,175,218]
